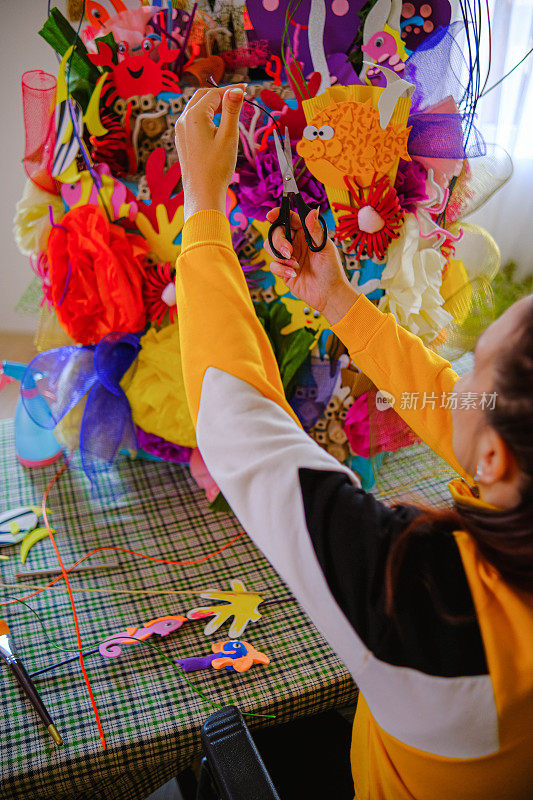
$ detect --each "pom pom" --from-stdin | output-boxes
[143,262,177,325]
[357,206,385,234]
[47,205,148,345]
[125,323,196,448]
[334,174,404,260]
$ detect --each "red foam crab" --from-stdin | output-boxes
[88,37,182,101]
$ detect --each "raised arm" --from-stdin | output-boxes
[265,211,471,482]
[332,292,469,481]
[173,91,489,743]
[174,86,372,678]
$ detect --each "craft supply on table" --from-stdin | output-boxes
[0,506,39,546]
[187,578,265,637]
[15,562,117,580]
[177,639,270,673]
[0,619,63,746]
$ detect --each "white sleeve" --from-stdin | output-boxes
[196,366,370,679]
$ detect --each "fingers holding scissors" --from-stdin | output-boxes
[265,207,300,260]
[266,207,326,263]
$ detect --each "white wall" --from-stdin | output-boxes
[0,1,65,334]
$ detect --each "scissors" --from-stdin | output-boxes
[268,127,328,261]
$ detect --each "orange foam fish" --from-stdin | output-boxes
[297,86,412,222]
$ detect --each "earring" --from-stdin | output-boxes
[474,464,483,482]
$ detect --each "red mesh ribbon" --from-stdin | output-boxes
[22,70,58,194]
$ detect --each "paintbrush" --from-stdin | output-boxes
[0,619,63,746]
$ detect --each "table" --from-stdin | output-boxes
[0,342,471,800]
[0,419,358,800]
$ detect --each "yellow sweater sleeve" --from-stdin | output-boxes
[175,209,301,427]
[332,294,471,482]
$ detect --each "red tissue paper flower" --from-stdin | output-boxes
[47,205,148,345]
[333,174,404,260]
[143,261,177,325]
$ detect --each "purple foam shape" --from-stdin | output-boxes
[176,654,218,672]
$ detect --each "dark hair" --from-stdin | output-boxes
[385,297,533,615]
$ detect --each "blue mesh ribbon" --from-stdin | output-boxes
[22,332,141,485]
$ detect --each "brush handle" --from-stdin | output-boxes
[10,660,53,727]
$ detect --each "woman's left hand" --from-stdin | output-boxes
[175,86,245,221]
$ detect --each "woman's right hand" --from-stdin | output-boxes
[265,206,359,325]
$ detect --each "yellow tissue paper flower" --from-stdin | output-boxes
[13,180,64,256]
[125,322,196,448]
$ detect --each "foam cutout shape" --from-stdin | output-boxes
[297,86,411,193]
[211,640,270,673]
[60,162,138,221]
[187,579,264,638]
[135,147,185,262]
[99,615,187,658]
[279,296,330,349]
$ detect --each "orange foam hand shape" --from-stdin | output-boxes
[296,95,411,191]
[134,147,185,263]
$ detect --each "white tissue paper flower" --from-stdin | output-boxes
[378,213,453,344]
[13,179,64,256]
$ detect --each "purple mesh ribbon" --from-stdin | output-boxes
[405,23,467,113]
[404,21,486,157]
[136,427,191,463]
[408,112,485,158]
[290,356,341,431]
[22,332,140,485]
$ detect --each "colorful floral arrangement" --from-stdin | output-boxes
[11,0,507,498]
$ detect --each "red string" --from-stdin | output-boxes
[1,460,245,749]
[39,460,107,748]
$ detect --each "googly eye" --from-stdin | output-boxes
[93,9,101,18]
[142,38,154,52]
[304,306,311,314]
[303,125,319,140]
[317,125,334,140]
[117,41,128,55]
[313,310,320,318]
[375,36,384,47]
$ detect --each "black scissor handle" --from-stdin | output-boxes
[267,195,292,260]
[268,195,328,259]
[292,193,328,253]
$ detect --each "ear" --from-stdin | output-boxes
[476,427,518,485]
[363,0,392,44]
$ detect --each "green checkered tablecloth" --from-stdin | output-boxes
[0,419,358,800]
[0,348,472,800]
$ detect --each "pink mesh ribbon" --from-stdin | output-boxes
[22,70,58,194]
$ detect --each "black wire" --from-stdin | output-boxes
[207,76,283,140]
[480,45,533,97]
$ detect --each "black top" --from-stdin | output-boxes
[299,468,488,678]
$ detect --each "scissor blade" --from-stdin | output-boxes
[273,131,297,194]
[283,127,293,166]
[273,130,290,175]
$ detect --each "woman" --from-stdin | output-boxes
[174,86,533,799]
